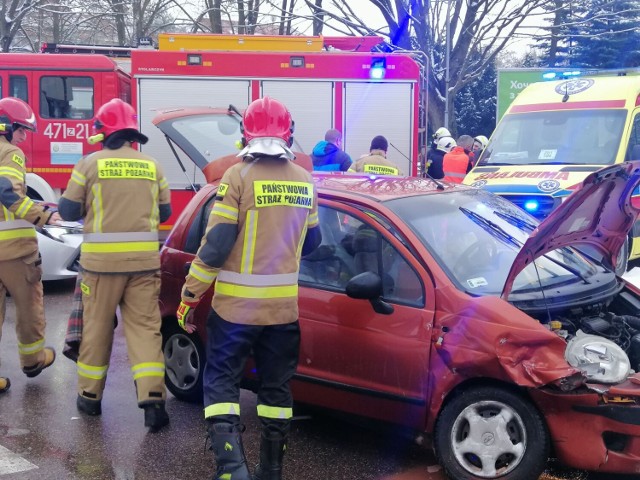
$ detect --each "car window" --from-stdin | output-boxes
[300,205,424,307]
[184,193,216,254]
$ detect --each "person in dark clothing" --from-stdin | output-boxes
[426,136,456,179]
[310,129,352,172]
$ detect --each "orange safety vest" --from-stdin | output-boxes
[442,147,470,183]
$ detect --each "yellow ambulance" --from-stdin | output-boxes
[464,73,640,273]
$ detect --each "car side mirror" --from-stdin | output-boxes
[346,272,394,315]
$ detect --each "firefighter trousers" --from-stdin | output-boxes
[0,252,48,369]
[203,309,300,436]
[77,270,166,405]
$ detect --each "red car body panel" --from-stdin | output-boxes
[160,165,640,475]
[503,162,640,297]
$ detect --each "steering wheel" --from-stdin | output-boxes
[453,240,497,278]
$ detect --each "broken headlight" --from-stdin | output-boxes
[565,331,631,384]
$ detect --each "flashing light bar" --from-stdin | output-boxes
[542,70,583,81]
[523,199,539,213]
[370,58,386,80]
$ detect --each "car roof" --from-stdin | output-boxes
[312,172,465,202]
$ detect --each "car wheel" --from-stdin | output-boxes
[162,320,205,403]
[614,237,629,276]
[434,386,549,480]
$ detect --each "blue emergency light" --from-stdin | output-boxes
[370,58,386,80]
[523,199,539,213]
[543,70,582,81]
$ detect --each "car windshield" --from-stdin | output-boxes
[385,189,603,295]
[169,113,242,165]
[480,109,626,166]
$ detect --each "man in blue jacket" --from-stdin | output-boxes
[310,129,352,172]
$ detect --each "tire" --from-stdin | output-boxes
[614,237,629,276]
[162,320,205,403]
[434,386,549,480]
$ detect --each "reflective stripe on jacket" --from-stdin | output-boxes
[61,145,170,273]
[349,150,403,176]
[0,138,50,261]
[182,156,319,326]
[442,147,470,184]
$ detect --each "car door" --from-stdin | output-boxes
[295,199,436,428]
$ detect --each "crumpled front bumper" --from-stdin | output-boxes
[530,385,640,474]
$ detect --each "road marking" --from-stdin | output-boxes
[0,444,38,475]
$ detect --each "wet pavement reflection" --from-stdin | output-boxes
[0,279,637,479]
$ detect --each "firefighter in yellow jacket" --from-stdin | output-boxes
[349,135,403,175]
[0,97,58,395]
[176,97,321,480]
[58,99,172,432]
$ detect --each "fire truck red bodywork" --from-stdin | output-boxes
[0,53,130,201]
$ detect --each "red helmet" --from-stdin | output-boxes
[242,97,294,146]
[91,98,146,144]
[0,97,37,136]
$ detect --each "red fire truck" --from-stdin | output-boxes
[0,53,130,202]
[5,35,423,228]
[132,34,422,221]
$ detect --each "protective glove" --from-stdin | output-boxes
[177,300,198,333]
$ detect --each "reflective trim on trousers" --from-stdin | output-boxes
[131,361,165,380]
[78,361,109,380]
[18,338,44,355]
[257,404,293,420]
[204,402,241,419]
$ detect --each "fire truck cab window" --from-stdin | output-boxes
[9,75,28,103]
[40,76,94,120]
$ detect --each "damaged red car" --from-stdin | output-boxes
[156,109,640,480]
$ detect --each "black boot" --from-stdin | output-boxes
[208,422,252,480]
[77,394,102,416]
[253,431,287,480]
[143,402,170,433]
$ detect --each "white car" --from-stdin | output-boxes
[38,222,82,281]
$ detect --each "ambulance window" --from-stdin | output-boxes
[627,114,640,161]
[9,76,28,103]
[40,76,94,120]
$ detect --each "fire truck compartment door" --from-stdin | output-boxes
[137,78,250,188]
[344,82,414,175]
[260,80,334,154]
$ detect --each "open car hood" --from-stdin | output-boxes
[502,161,640,298]
[152,106,312,183]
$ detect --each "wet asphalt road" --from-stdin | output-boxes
[0,279,637,480]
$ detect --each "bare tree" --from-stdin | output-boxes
[301,0,555,134]
[0,0,49,51]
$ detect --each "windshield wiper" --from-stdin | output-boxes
[494,211,536,233]
[459,208,592,284]
[459,207,522,248]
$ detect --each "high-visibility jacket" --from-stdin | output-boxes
[60,145,171,273]
[182,156,319,326]
[442,146,471,183]
[349,150,403,176]
[0,137,52,261]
